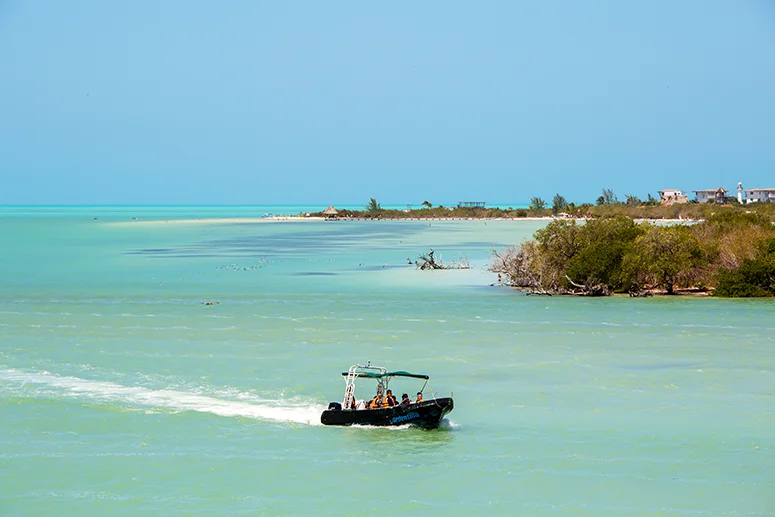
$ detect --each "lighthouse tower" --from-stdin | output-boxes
[738,182,743,204]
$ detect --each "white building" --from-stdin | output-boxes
[693,187,728,204]
[744,188,775,204]
[658,189,688,204]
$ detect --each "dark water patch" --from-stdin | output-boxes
[126,248,209,256]
[621,362,704,371]
[126,248,177,254]
[125,224,429,258]
[126,248,280,259]
[354,264,409,271]
[149,254,234,259]
[123,226,502,262]
[456,241,504,247]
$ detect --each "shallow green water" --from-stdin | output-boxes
[1,207,773,516]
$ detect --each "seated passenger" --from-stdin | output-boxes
[368,394,383,409]
[384,389,397,407]
[400,393,411,406]
[415,392,424,403]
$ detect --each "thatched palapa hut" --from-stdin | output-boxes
[323,206,339,219]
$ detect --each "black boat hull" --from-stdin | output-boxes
[320,398,453,429]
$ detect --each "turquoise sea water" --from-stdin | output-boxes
[1,206,773,516]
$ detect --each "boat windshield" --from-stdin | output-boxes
[341,370,429,380]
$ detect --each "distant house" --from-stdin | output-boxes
[693,187,728,204]
[744,188,775,204]
[658,189,688,205]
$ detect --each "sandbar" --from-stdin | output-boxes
[106,215,695,227]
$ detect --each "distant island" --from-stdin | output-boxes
[310,191,775,223]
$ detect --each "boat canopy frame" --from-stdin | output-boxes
[341,364,429,409]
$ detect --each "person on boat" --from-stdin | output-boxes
[384,389,397,407]
[346,391,358,410]
[368,394,383,409]
[400,393,411,406]
[415,392,423,403]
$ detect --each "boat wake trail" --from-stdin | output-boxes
[0,368,324,425]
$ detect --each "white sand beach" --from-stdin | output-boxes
[106,215,698,227]
[108,216,325,226]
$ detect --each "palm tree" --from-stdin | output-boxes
[552,194,568,214]
[625,194,642,206]
[596,188,618,206]
[529,197,547,210]
[364,198,382,213]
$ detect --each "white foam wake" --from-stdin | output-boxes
[0,368,324,425]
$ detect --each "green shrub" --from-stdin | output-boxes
[715,256,775,297]
[565,216,644,290]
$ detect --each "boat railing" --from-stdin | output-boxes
[343,366,358,409]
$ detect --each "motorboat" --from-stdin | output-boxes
[320,364,454,429]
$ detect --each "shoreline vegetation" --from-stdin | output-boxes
[307,194,775,224]
[489,212,775,298]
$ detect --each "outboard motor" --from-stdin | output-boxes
[328,402,342,411]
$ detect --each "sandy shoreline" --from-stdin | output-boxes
[108,216,325,226]
[107,215,696,226]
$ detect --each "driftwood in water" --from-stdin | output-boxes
[564,275,610,296]
[415,249,446,270]
[525,289,553,296]
[628,285,653,297]
[414,249,471,270]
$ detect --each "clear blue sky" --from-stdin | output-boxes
[1,1,774,205]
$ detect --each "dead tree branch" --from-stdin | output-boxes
[564,275,610,296]
[415,249,446,270]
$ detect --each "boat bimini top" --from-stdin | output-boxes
[340,364,429,409]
